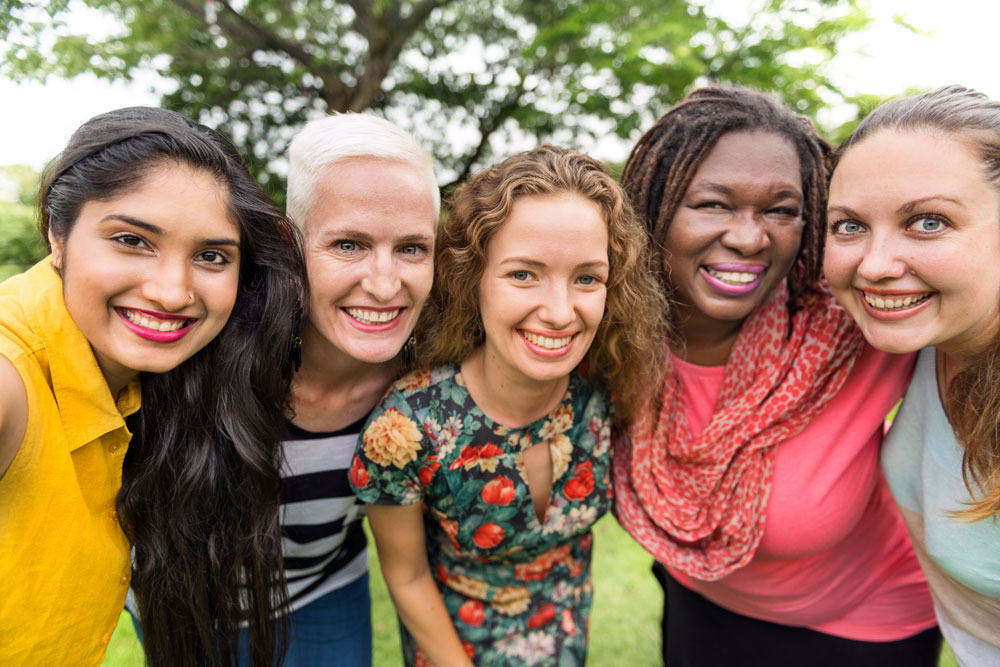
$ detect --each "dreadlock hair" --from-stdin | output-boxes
[417,144,668,423]
[621,84,831,319]
[836,85,1000,521]
[39,106,305,666]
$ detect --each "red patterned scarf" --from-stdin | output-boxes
[612,281,863,580]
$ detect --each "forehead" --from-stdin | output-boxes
[832,130,991,198]
[487,192,608,259]
[306,157,436,238]
[691,131,802,190]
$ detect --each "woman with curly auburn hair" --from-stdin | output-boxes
[351,145,666,666]
[613,85,940,666]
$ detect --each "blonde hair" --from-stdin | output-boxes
[418,145,669,423]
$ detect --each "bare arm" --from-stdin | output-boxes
[0,354,28,480]
[367,503,474,667]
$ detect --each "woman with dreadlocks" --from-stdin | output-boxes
[612,85,940,666]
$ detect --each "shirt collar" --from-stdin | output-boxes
[23,258,140,451]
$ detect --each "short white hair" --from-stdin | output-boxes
[286,112,440,228]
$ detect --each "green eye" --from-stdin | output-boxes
[911,217,943,233]
[511,271,531,281]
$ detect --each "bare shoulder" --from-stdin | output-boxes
[0,353,28,480]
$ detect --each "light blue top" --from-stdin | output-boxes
[882,347,1000,665]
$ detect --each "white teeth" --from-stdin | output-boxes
[122,309,188,331]
[346,308,400,324]
[521,331,573,349]
[863,293,931,311]
[707,269,757,284]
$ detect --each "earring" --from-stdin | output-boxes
[402,336,416,369]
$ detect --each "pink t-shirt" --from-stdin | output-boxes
[668,343,937,641]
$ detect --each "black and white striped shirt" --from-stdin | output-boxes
[280,417,368,611]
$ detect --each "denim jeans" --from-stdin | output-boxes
[130,572,373,667]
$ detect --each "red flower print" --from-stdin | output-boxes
[561,608,576,636]
[436,563,449,583]
[481,476,517,505]
[418,455,440,486]
[449,443,505,470]
[564,460,595,501]
[528,603,557,629]
[580,533,593,550]
[472,522,505,549]
[514,544,571,581]
[462,642,475,659]
[348,456,369,489]
[458,600,485,626]
[413,647,430,667]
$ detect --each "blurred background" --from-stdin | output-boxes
[0,2,984,663]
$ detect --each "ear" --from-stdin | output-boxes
[48,228,65,271]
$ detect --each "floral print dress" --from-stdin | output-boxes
[350,364,613,666]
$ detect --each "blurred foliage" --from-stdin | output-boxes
[2,0,875,199]
[0,164,45,280]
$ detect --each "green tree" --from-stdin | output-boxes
[2,0,871,196]
[0,164,45,279]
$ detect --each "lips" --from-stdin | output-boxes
[342,306,405,332]
[116,307,195,343]
[518,329,576,358]
[856,288,936,321]
[701,263,765,295]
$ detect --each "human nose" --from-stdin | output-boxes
[721,210,769,255]
[538,282,575,329]
[856,231,907,282]
[140,257,193,311]
[360,250,402,302]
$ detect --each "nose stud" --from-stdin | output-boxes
[188,292,194,302]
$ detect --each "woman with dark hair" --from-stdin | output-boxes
[351,145,666,665]
[612,86,940,666]
[826,85,1000,665]
[0,106,304,667]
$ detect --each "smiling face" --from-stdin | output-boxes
[49,162,241,393]
[477,192,609,388]
[301,157,436,365]
[825,129,1000,359]
[663,131,804,341]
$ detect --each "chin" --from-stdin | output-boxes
[856,327,924,355]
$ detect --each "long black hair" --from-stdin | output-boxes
[38,106,305,666]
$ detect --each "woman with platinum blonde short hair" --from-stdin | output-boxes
[825,85,1000,666]
[351,144,667,666]
[276,112,439,666]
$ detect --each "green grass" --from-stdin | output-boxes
[101,516,959,666]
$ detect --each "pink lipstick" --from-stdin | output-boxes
[700,264,765,295]
[116,307,194,343]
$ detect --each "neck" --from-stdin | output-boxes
[673,306,743,366]
[460,347,569,428]
[292,320,400,405]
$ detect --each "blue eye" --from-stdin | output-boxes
[511,271,531,281]
[578,275,596,285]
[335,240,358,252]
[831,220,863,235]
[910,217,945,233]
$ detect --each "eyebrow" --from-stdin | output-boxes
[102,214,240,247]
[897,195,967,214]
[692,181,802,200]
[499,257,610,271]
[318,229,434,245]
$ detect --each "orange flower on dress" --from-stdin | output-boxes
[473,521,505,549]
[481,476,517,505]
[514,544,571,581]
[563,460,595,501]
[348,456,369,489]
[393,369,431,392]
[458,600,485,626]
[418,454,440,486]
[561,608,576,636]
[363,407,423,468]
[450,443,505,473]
[528,603,557,629]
